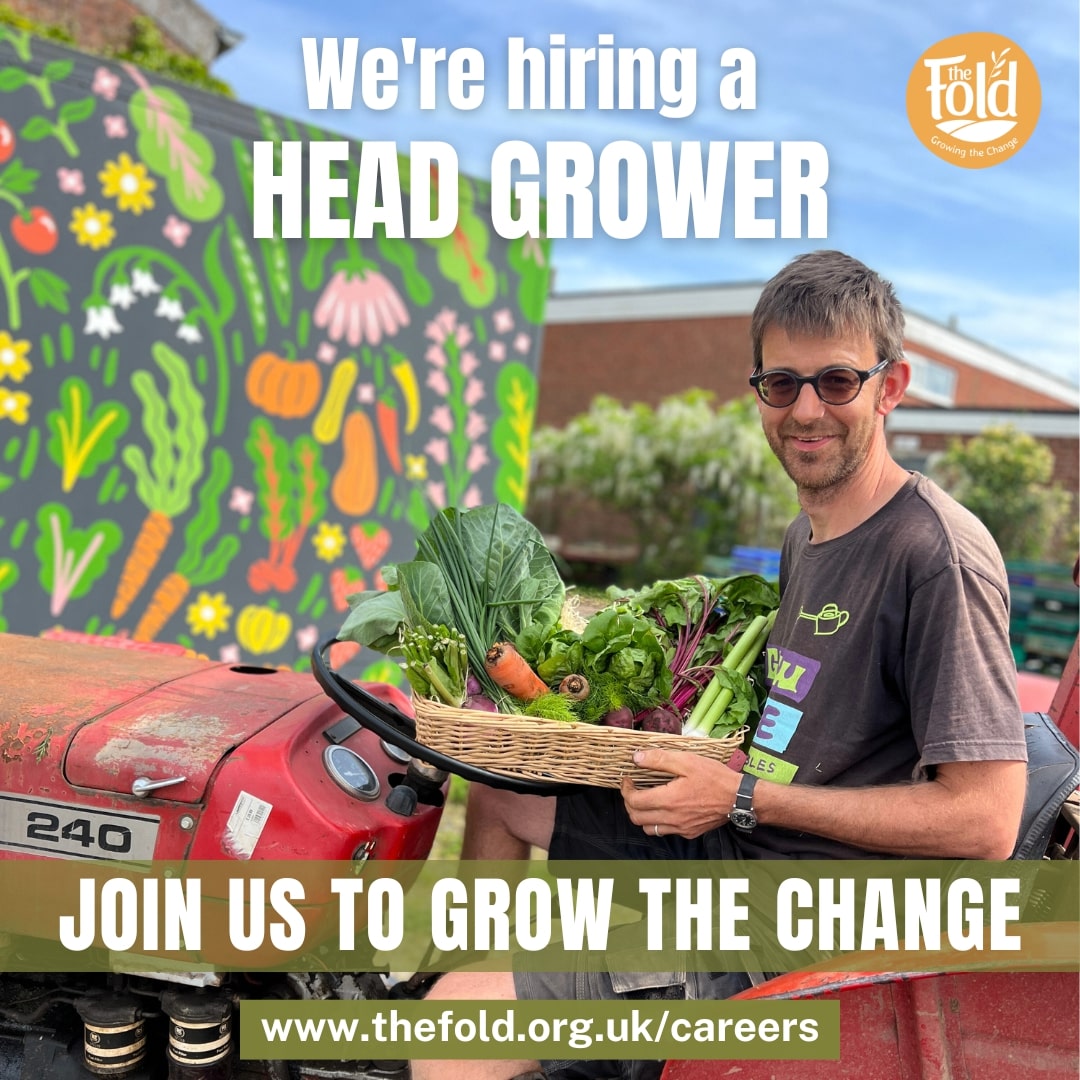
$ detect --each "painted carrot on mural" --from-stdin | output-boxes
[110,343,207,620]
[133,447,240,641]
[376,395,402,474]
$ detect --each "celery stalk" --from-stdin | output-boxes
[682,610,776,736]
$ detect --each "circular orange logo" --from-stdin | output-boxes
[906,32,1041,168]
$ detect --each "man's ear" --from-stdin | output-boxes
[878,359,911,416]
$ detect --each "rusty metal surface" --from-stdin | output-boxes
[64,664,322,801]
[663,971,1080,1079]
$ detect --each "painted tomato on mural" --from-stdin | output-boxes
[11,206,58,254]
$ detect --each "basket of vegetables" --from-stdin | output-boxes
[335,504,779,788]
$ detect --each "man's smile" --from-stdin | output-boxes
[782,428,842,452]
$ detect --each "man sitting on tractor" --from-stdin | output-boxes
[414,250,1028,1080]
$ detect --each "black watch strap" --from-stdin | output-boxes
[729,773,759,834]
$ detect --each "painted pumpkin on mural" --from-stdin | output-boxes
[245,351,323,419]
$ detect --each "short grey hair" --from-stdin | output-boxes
[751,250,905,370]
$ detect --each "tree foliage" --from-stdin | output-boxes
[0,8,233,96]
[527,391,798,582]
[932,424,1074,562]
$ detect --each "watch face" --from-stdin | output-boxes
[729,808,758,832]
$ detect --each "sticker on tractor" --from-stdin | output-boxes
[0,793,159,860]
[222,790,272,860]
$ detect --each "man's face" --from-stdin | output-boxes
[756,327,888,495]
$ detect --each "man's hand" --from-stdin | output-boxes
[620,749,741,839]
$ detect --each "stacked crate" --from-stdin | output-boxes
[730,546,782,580]
[1008,562,1079,677]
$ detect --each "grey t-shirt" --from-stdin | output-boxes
[732,472,1027,860]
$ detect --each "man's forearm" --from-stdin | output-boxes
[752,759,1028,859]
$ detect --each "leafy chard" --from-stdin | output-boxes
[337,503,565,708]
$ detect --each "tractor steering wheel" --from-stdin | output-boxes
[310,640,580,796]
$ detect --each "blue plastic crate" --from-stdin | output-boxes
[730,546,781,577]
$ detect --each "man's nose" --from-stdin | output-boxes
[789,381,825,422]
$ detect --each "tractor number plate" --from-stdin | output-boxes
[0,793,159,860]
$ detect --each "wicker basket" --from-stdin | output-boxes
[411,697,746,788]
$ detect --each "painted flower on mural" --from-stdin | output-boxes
[295,624,320,652]
[108,281,136,309]
[99,153,156,215]
[312,521,346,562]
[427,307,473,350]
[465,412,487,441]
[131,268,161,296]
[70,203,115,249]
[0,333,31,383]
[313,268,409,347]
[429,404,453,434]
[405,454,428,480]
[418,305,496,507]
[57,167,85,196]
[485,308,532,362]
[463,377,484,407]
[218,643,241,664]
[229,486,255,515]
[83,304,123,339]
[423,440,447,465]
[162,214,192,247]
[466,444,489,472]
[0,389,31,425]
[103,115,128,139]
[91,66,121,100]
[155,296,185,322]
[186,591,233,639]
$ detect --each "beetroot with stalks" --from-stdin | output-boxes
[636,705,682,734]
[602,706,635,728]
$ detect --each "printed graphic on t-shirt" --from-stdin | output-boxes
[796,602,850,635]
[765,646,820,702]
[744,746,799,783]
[752,643,825,784]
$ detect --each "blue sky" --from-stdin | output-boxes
[211,0,1079,386]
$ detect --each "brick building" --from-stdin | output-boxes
[539,283,1079,489]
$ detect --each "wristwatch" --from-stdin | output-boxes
[729,774,759,834]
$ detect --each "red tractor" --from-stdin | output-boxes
[0,627,1077,1079]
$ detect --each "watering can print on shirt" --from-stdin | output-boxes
[797,603,850,635]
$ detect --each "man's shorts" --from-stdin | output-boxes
[511,786,753,1080]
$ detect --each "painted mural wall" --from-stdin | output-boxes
[0,31,550,681]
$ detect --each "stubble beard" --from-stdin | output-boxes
[767,407,879,498]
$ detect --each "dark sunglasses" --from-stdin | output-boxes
[749,358,891,408]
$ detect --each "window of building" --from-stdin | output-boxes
[905,351,957,406]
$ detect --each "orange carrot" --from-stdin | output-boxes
[484,642,549,701]
[132,571,190,642]
[110,510,172,620]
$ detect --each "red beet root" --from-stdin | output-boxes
[637,706,682,734]
[602,706,635,728]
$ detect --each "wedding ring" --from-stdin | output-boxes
[653,824,661,837]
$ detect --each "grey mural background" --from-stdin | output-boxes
[0,31,551,681]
